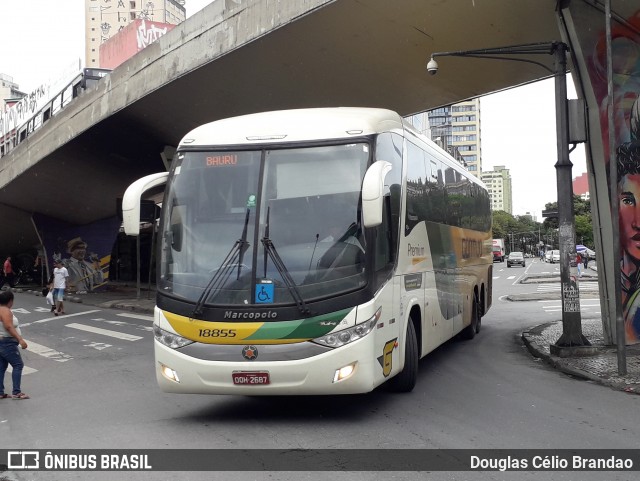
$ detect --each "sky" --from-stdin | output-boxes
[0,0,586,221]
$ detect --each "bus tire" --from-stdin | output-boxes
[386,320,418,393]
[475,294,482,334]
[462,296,479,340]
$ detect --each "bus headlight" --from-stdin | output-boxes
[313,308,381,348]
[154,324,194,349]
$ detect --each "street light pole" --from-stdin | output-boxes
[427,41,590,348]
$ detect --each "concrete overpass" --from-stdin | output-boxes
[1,0,638,343]
[0,0,570,254]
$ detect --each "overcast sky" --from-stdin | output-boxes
[1,0,586,220]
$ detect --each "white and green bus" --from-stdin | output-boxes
[123,107,493,395]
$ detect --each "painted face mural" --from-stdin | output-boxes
[588,9,640,343]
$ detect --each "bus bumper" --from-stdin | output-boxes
[154,335,380,395]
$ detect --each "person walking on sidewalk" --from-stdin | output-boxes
[52,260,69,316]
[576,252,583,278]
[0,290,29,399]
[1,256,14,289]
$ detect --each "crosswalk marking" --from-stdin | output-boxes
[536,281,598,292]
[540,300,601,313]
[25,341,73,362]
[65,323,143,341]
[83,341,113,351]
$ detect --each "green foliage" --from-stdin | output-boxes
[493,194,594,253]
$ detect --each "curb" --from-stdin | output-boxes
[521,330,638,394]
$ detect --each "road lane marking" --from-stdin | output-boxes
[117,312,154,322]
[21,310,102,328]
[507,276,516,280]
[8,366,38,375]
[25,341,73,362]
[91,318,153,332]
[65,323,143,341]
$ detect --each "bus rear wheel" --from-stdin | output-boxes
[386,320,418,393]
[462,295,480,340]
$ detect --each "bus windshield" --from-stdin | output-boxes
[159,143,370,308]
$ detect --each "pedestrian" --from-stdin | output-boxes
[2,256,13,289]
[46,270,56,313]
[576,252,583,277]
[0,290,29,400]
[583,252,589,270]
[52,259,69,316]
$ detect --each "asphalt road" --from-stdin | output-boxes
[2,264,639,481]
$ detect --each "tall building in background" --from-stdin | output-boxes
[85,0,186,68]
[481,165,513,213]
[405,98,482,177]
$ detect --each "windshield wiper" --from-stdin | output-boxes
[261,206,309,315]
[192,208,251,319]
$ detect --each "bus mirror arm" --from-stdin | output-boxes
[361,161,392,228]
[122,172,169,235]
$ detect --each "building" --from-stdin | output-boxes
[573,172,589,200]
[85,0,186,68]
[0,74,25,108]
[481,165,513,213]
[405,98,482,176]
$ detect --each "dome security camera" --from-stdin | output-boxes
[426,57,438,75]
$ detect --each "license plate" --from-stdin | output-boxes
[232,371,270,385]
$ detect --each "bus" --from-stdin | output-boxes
[122,107,493,395]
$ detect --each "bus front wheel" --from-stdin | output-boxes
[385,319,418,393]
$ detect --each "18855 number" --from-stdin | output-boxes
[199,329,237,338]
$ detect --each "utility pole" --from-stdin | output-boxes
[551,42,589,348]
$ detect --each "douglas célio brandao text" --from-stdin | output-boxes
[470,454,634,471]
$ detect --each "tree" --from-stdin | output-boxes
[542,195,593,248]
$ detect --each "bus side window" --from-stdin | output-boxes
[374,132,402,271]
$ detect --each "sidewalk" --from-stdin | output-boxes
[16,281,156,315]
[522,319,640,394]
[514,263,640,394]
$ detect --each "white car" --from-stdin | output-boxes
[544,251,552,263]
[550,250,560,263]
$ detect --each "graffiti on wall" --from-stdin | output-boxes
[136,20,169,49]
[35,214,121,294]
[587,10,640,343]
[0,85,47,139]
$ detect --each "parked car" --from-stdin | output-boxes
[549,250,560,263]
[544,251,552,263]
[507,251,526,267]
[585,248,596,260]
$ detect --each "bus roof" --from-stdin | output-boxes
[179,107,404,147]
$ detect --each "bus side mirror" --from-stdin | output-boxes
[122,172,169,235]
[361,161,392,228]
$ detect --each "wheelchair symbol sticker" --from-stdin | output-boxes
[255,281,274,304]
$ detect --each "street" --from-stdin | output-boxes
[2,261,639,481]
